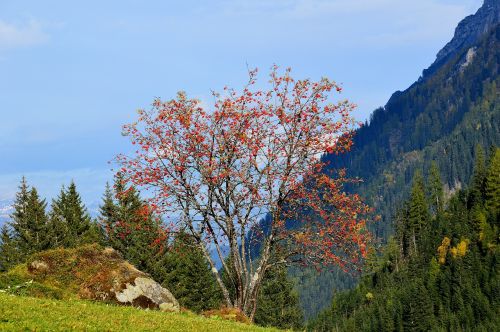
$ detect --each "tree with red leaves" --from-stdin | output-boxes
[116,66,373,319]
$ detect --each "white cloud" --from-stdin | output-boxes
[0,18,49,50]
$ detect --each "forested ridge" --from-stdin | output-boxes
[295,20,500,320]
[325,23,500,239]
[309,148,500,331]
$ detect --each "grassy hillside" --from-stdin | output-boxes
[0,245,282,331]
[0,293,278,331]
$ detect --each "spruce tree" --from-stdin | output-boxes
[428,162,444,215]
[254,266,304,330]
[0,225,18,271]
[485,148,500,221]
[408,171,430,255]
[100,174,162,273]
[47,186,71,248]
[25,188,50,252]
[11,179,50,257]
[49,182,100,247]
[469,145,487,208]
[99,182,118,237]
[10,177,30,250]
[99,178,223,312]
[65,182,95,245]
[160,232,222,313]
[402,280,434,332]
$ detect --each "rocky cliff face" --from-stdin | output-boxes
[423,0,500,78]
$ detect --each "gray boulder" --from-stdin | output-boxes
[115,276,180,312]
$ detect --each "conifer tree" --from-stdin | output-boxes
[469,145,487,208]
[47,187,70,248]
[428,162,444,215]
[402,280,434,332]
[99,182,117,235]
[99,178,223,312]
[100,174,162,272]
[10,177,30,249]
[160,232,222,313]
[0,225,18,271]
[49,182,100,247]
[25,188,50,252]
[408,171,430,255]
[394,202,412,258]
[11,179,50,257]
[485,147,500,221]
[65,182,96,245]
[254,266,304,330]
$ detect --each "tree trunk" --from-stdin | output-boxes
[199,242,233,307]
[412,230,417,255]
[242,234,273,320]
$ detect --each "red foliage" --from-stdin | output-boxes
[116,66,374,311]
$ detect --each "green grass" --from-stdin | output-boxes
[0,293,279,331]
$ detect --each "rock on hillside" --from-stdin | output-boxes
[1,244,180,312]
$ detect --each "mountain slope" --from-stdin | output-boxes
[325,8,500,239]
[424,0,500,79]
[297,1,500,319]
[309,148,500,331]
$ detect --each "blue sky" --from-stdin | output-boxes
[0,0,483,208]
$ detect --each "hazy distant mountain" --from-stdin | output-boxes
[0,198,102,229]
[0,200,13,228]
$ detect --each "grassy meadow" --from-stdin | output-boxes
[0,292,279,331]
